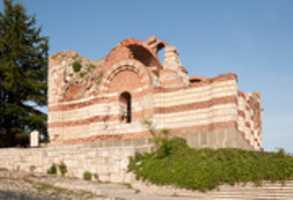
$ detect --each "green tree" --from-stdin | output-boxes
[0,0,48,147]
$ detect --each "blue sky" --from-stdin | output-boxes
[1,0,292,152]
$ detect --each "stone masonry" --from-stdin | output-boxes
[48,36,262,150]
[0,143,145,183]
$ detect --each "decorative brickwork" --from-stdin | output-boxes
[48,36,262,150]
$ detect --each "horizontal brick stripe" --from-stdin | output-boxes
[48,99,154,123]
[56,121,238,145]
[48,96,237,128]
[49,85,236,123]
[155,96,237,114]
[48,88,153,112]
[154,90,236,108]
[48,110,151,128]
[49,108,237,140]
[155,115,236,130]
[49,74,236,112]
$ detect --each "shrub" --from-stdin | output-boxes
[58,162,67,176]
[128,137,293,192]
[72,60,82,72]
[83,171,92,181]
[79,71,86,78]
[47,164,57,175]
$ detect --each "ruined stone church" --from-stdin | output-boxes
[48,37,262,150]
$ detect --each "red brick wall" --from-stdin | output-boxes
[108,70,143,92]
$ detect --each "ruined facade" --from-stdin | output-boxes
[48,37,262,150]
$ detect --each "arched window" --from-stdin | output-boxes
[119,92,132,123]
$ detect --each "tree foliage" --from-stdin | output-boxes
[0,0,48,147]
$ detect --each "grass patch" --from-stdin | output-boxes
[72,60,82,72]
[47,162,67,176]
[83,171,92,181]
[128,137,293,192]
[47,164,57,175]
[58,162,67,177]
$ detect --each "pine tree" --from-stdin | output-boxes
[0,0,48,147]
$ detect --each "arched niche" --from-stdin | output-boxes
[119,91,132,123]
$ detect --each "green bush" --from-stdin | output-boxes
[58,162,67,177]
[128,137,293,192]
[47,164,57,175]
[72,60,82,72]
[83,171,92,181]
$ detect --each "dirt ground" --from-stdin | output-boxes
[0,169,195,200]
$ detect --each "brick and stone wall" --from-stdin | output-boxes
[47,36,262,150]
[237,91,262,150]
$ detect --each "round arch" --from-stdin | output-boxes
[104,38,162,69]
[99,59,153,93]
